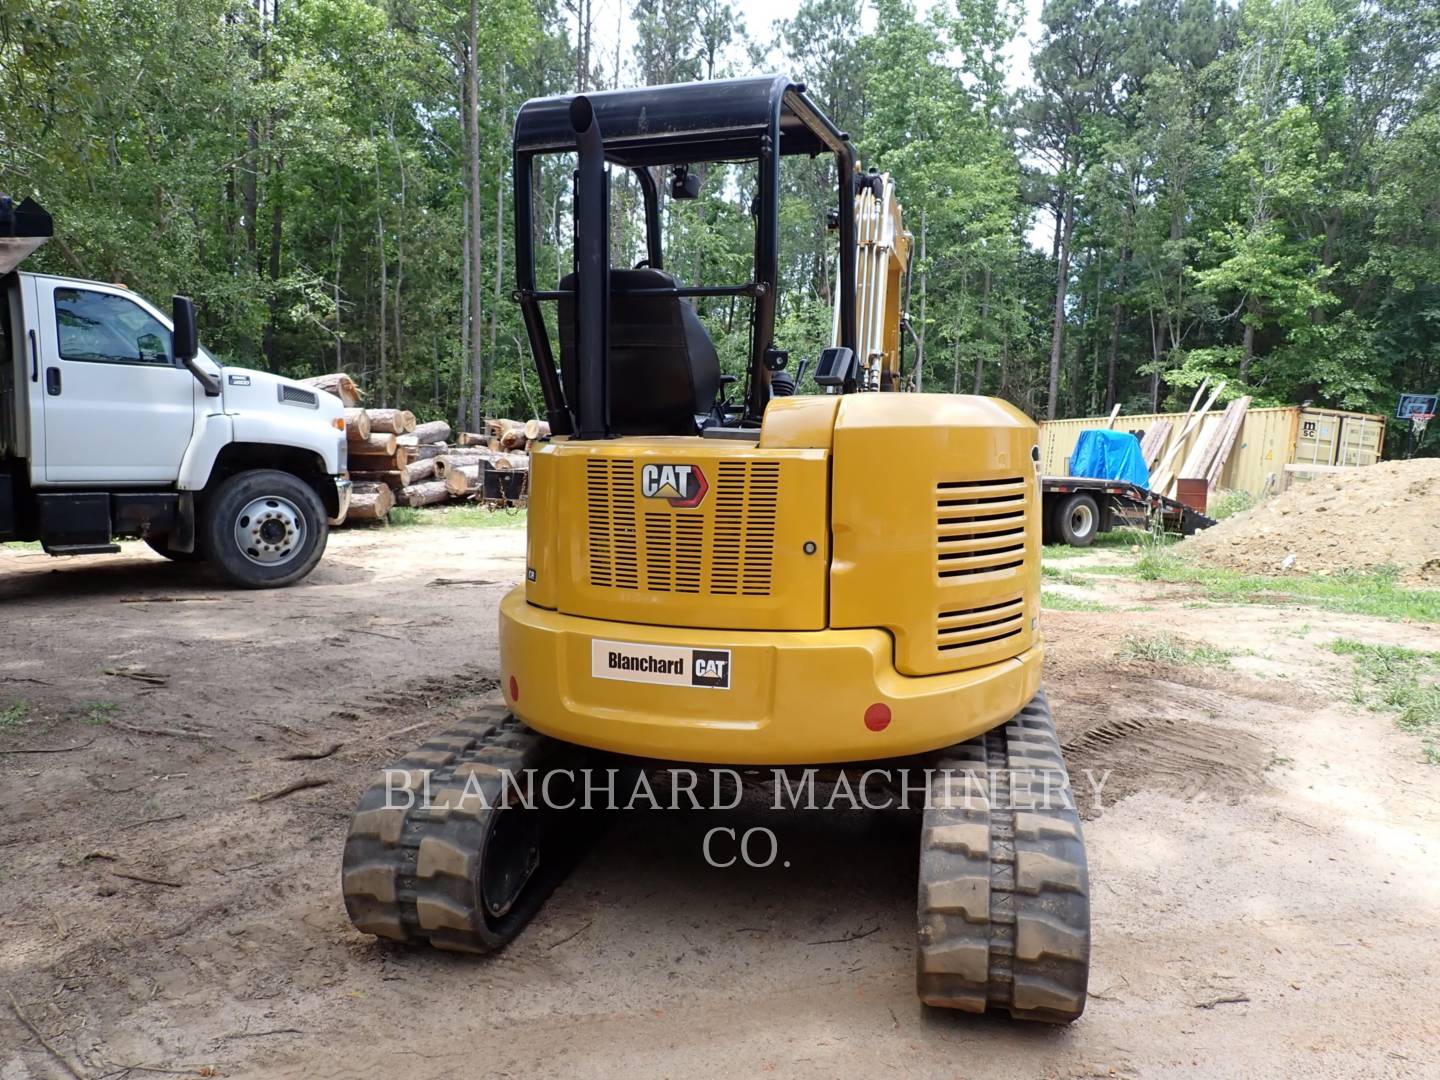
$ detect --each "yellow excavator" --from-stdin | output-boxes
[342,75,1090,1023]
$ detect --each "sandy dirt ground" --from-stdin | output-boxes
[2,527,1439,1079]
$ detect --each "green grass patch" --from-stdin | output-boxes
[1044,527,1163,560]
[1040,564,1089,586]
[1118,632,1232,667]
[1041,591,1110,612]
[1207,488,1255,520]
[82,702,117,726]
[1108,552,1440,623]
[1093,526,1168,549]
[2,541,42,551]
[385,506,527,529]
[1328,639,1440,761]
[0,701,28,728]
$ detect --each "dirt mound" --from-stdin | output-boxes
[1182,457,1440,582]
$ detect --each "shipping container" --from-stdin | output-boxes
[1039,405,1384,500]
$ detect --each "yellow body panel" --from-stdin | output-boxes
[504,392,1043,764]
[499,585,1042,765]
[530,437,830,631]
[829,394,1041,676]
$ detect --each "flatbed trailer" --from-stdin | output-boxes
[1041,475,1217,547]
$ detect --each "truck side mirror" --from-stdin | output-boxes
[172,295,198,361]
[172,295,220,396]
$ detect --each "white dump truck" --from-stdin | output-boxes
[1,195,350,588]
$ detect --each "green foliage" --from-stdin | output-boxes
[1329,638,1440,760]
[1,0,1434,427]
[1207,488,1255,520]
[384,505,527,529]
[1117,632,1232,666]
[0,701,28,728]
[82,702,117,726]
[1124,554,1440,622]
[1040,591,1110,611]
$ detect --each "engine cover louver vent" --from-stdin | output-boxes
[932,475,1032,664]
[584,458,780,598]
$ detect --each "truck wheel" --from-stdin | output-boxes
[1052,493,1099,547]
[200,469,328,588]
[144,536,205,563]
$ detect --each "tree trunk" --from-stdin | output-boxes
[1105,252,1128,411]
[488,66,507,418]
[467,0,485,434]
[914,208,927,388]
[344,409,372,442]
[434,451,495,477]
[1149,308,1163,411]
[366,409,416,435]
[412,420,452,445]
[375,165,388,407]
[974,266,991,394]
[264,152,283,365]
[398,480,450,508]
[1046,191,1074,420]
[351,459,435,489]
[445,464,483,496]
[347,482,394,521]
[1240,313,1256,384]
[332,216,343,371]
[352,433,398,456]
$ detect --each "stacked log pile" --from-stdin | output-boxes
[301,374,537,523]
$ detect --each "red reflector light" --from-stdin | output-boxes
[864,703,891,732]
[509,676,519,703]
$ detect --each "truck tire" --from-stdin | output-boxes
[144,536,205,563]
[199,469,328,588]
[1051,493,1099,547]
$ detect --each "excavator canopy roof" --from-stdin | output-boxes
[512,74,850,166]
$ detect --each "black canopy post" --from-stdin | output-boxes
[570,96,611,440]
[512,151,573,435]
[746,97,782,423]
[835,147,858,359]
[634,168,664,270]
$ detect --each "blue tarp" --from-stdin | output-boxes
[1069,429,1150,488]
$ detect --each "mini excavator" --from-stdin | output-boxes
[343,75,1090,1023]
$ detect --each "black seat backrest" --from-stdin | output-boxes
[558,268,721,436]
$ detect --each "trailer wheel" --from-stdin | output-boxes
[1052,493,1099,547]
[200,469,328,588]
[144,536,205,563]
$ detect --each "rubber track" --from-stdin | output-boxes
[916,690,1091,1022]
[342,705,584,953]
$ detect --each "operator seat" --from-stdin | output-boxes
[558,268,721,435]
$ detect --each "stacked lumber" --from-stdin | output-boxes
[317,375,536,523]
[1150,380,1227,496]
[1139,421,1172,468]
[1182,396,1251,489]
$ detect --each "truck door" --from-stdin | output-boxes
[36,280,197,483]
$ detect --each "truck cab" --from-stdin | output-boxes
[1,195,350,588]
